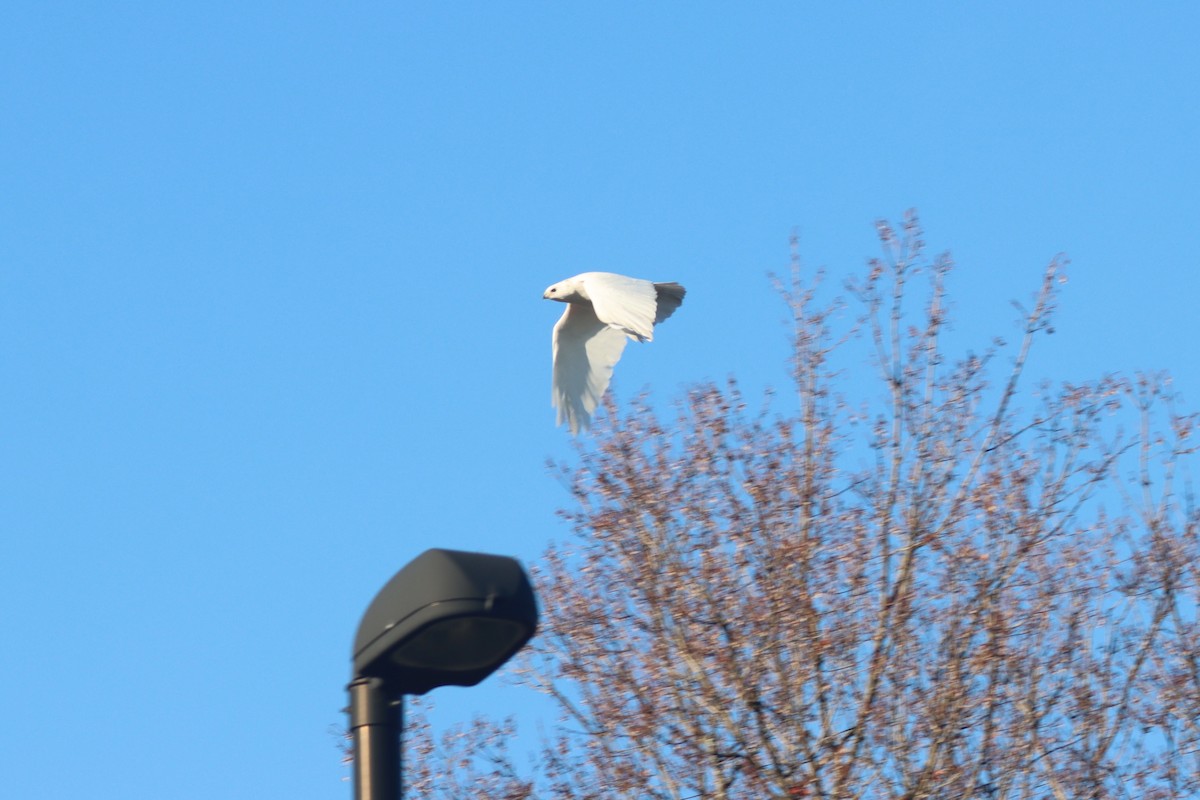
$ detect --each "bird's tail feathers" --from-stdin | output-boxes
[653,282,686,324]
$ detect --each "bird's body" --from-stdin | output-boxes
[543,271,686,434]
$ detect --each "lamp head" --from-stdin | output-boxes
[351,549,538,695]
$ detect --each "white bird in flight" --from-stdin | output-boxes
[543,271,686,434]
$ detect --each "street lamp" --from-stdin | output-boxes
[348,548,539,800]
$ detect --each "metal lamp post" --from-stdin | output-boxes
[348,548,539,800]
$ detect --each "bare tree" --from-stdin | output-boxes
[403,212,1199,800]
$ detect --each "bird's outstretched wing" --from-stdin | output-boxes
[583,272,659,342]
[551,301,630,434]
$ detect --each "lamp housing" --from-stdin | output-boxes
[351,548,538,694]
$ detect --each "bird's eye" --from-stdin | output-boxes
[550,288,556,293]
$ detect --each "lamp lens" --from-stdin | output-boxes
[389,616,527,671]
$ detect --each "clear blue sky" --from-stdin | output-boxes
[3,3,1197,797]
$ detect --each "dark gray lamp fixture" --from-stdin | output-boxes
[347,548,538,800]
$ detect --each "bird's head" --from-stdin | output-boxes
[543,277,585,303]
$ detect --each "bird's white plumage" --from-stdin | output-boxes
[581,272,658,342]
[543,271,685,434]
